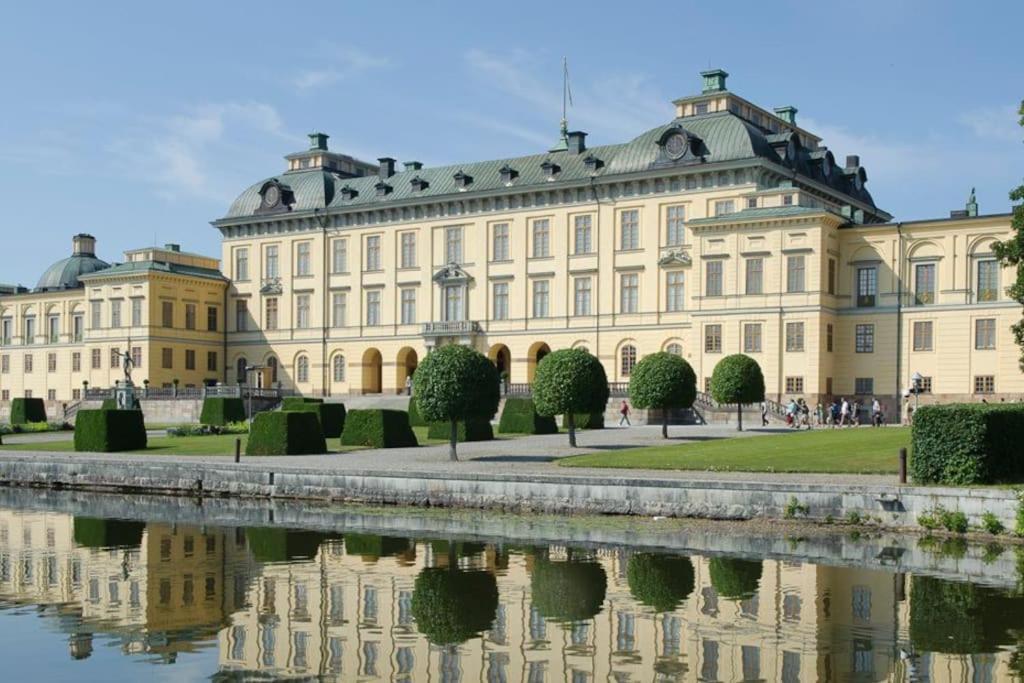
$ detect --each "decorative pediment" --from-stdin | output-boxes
[259,277,283,295]
[432,262,473,285]
[658,249,693,268]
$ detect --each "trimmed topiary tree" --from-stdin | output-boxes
[412,566,498,646]
[626,553,695,612]
[413,345,500,461]
[498,397,558,435]
[708,557,763,600]
[100,398,118,411]
[200,397,247,426]
[74,409,147,452]
[561,411,604,430]
[910,403,1024,485]
[10,397,46,425]
[426,418,493,442]
[340,409,418,448]
[629,352,697,438]
[286,401,347,438]
[245,411,326,455]
[709,354,765,432]
[530,556,607,622]
[533,348,610,447]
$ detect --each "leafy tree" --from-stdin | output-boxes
[626,553,695,612]
[993,101,1024,370]
[530,556,607,622]
[533,348,610,447]
[709,354,765,432]
[708,557,763,600]
[628,352,697,438]
[411,567,499,646]
[414,344,500,461]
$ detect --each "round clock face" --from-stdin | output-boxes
[665,132,687,160]
[263,185,280,207]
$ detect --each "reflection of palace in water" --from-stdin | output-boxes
[0,508,1017,681]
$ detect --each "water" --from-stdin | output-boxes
[0,494,1022,681]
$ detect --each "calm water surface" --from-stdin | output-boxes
[0,501,1022,682]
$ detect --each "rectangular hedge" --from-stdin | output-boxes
[74,409,148,452]
[340,409,418,448]
[281,397,322,410]
[407,396,427,427]
[200,397,247,425]
[562,411,605,430]
[287,401,346,438]
[498,398,558,435]
[911,403,1024,485]
[427,418,494,442]
[246,411,326,455]
[10,397,47,425]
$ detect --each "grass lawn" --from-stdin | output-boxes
[559,427,911,474]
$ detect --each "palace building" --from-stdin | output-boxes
[1,68,1021,409]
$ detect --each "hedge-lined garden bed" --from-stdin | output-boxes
[911,403,1024,485]
[246,411,326,455]
[286,401,346,438]
[497,398,558,435]
[74,409,148,452]
[10,397,47,425]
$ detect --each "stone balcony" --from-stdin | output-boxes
[421,320,483,338]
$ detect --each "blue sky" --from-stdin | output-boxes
[1,1,1021,286]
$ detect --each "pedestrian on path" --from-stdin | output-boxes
[619,400,632,427]
[760,401,769,426]
[405,375,413,396]
[839,397,851,427]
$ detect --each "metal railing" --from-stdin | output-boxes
[421,320,482,337]
[83,385,286,401]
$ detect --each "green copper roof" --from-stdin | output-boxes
[35,254,111,291]
[78,260,226,282]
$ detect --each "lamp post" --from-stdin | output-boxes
[911,371,923,414]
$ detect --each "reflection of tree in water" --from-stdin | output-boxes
[910,575,1024,655]
[627,553,695,613]
[411,566,498,647]
[708,557,763,600]
[344,533,414,563]
[530,550,608,623]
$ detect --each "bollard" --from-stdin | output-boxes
[898,447,907,484]
[234,438,241,463]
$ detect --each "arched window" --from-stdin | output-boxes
[267,356,278,383]
[333,355,346,382]
[620,345,637,377]
[666,343,683,356]
[296,355,309,383]
[236,357,248,384]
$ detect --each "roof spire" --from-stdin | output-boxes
[550,57,573,152]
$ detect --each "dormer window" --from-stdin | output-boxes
[375,182,392,197]
[453,170,473,190]
[499,165,518,184]
[694,102,709,115]
[411,176,429,192]
[583,155,604,173]
[340,185,358,200]
[541,160,560,179]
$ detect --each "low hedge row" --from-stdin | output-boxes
[287,401,346,438]
[281,397,322,410]
[74,409,148,452]
[10,397,46,425]
[911,403,1024,485]
[426,418,494,442]
[497,398,558,435]
[341,409,418,448]
[562,411,604,430]
[246,411,326,455]
[200,397,246,425]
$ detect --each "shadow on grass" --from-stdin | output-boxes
[470,455,558,463]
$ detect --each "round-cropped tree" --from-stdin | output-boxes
[533,348,610,447]
[708,557,763,600]
[530,556,608,623]
[709,354,765,432]
[629,352,697,438]
[626,553,696,612]
[414,344,500,461]
[411,567,499,647]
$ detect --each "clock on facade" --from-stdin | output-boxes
[262,184,280,208]
[664,132,688,160]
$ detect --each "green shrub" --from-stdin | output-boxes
[10,397,46,425]
[345,534,412,561]
[530,558,607,622]
[497,398,558,435]
[200,397,247,425]
[72,518,145,549]
[626,554,695,612]
[281,396,322,409]
[911,403,1024,485]
[709,354,765,432]
[407,396,427,427]
[100,398,118,411]
[708,557,763,599]
[562,412,604,429]
[941,509,969,534]
[909,575,1024,654]
[73,409,147,452]
[918,510,941,531]
[533,348,610,447]
[287,401,346,438]
[629,352,697,438]
[340,409,418,448]
[244,528,330,563]
[426,418,493,442]
[412,568,499,646]
[245,411,326,455]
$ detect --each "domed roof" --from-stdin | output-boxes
[35,234,110,291]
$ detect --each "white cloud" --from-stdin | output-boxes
[293,45,388,90]
[959,104,1023,143]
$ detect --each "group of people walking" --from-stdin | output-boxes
[769,397,887,429]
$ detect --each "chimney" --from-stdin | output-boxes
[72,234,96,257]
[164,243,181,253]
[404,161,423,171]
[378,157,396,179]
[567,131,587,154]
[308,132,329,151]
[845,155,860,169]
[700,68,729,94]
[774,106,797,125]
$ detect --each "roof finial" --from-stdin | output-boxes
[550,57,573,152]
[967,187,978,217]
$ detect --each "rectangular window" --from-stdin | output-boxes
[492,282,509,320]
[23,354,32,373]
[827,323,834,352]
[856,267,877,307]
[47,353,56,373]
[207,306,218,332]
[331,240,346,274]
[331,293,346,328]
[574,277,592,316]
[855,323,874,353]
[162,301,173,328]
[207,351,218,372]
[492,223,509,261]
[365,235,381,271]
[532,219,550,258]
[235,300,248,332]
[783,194,794,206]
[915,263,936,305]
[913,320,934,351]
[296,294,310,329]
[366,291,381,326]
[443,285,463,321]
[705,260,723,296]
[295,242,311,276]
[666,205,686,246]
[184,303,197,330]
[620,273,639,313]
[785,376,804,394]
[619,210,639,250]
[574,215,593,254]
[975,318,996,350]
[666,271,685,311]
[131,299,142,327]
[90,302,101,330]
[265,297,278,331]
[0,356,5,374]
[72,314,83,342]
[47,315,59,343]
[745,258,763,295]
[918,376,933,394]
[235,248,249,281]
[185,349,196,371]
[445,226,463,263]
[266,245,279,278]
[161,348,173,369]
[827,258,836,295]
[532,280,550,318]
[704,324,722,353]
[1,318,11,345]
[110,347,120,369]
[855,377,874,395]
[131,346,141,368]
[71,352,80,373]
[23,317,35,345]
[91,348,101,369]
[400,232,416,268]
[786,322,805,352]
[786,255,806,293]
[400,288,416,324]
[974,375,995,394]
[714,200,735,216]
[743,323,762,353]
[109,301,122,329]
[977,260,999,301]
